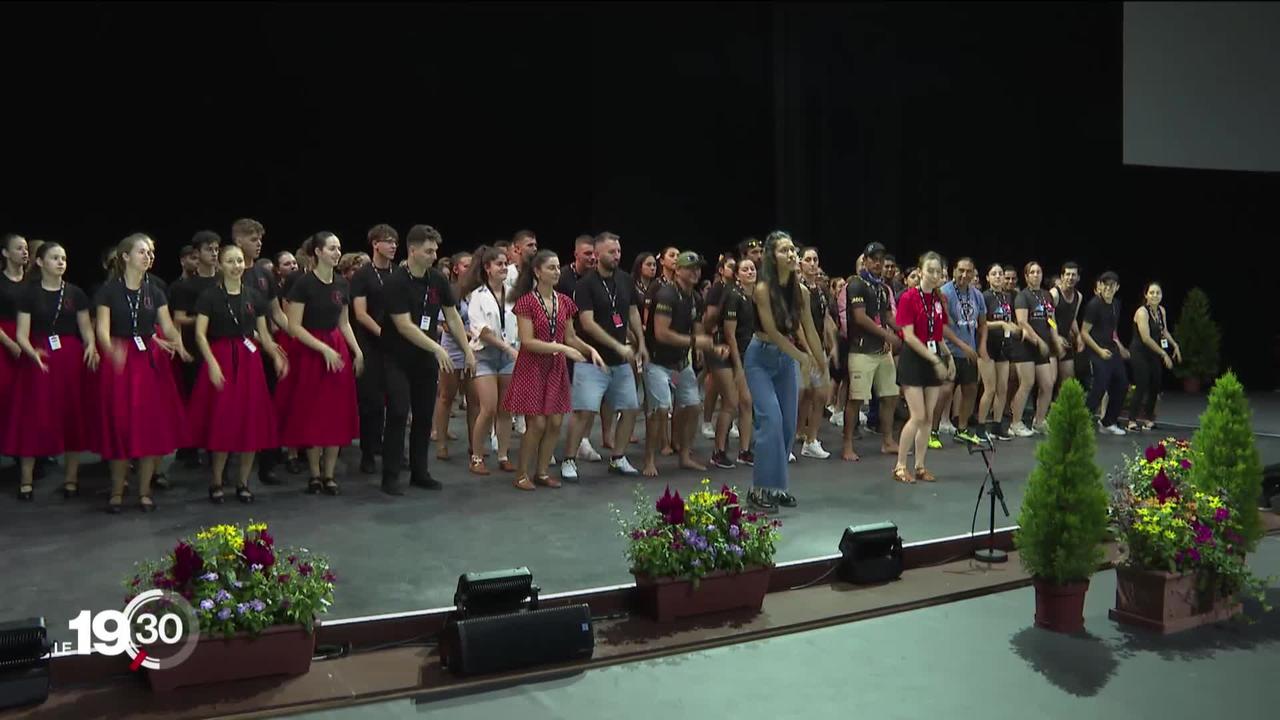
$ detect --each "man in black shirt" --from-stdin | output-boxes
[1080,271,1130,435]
[381,224,473,494]
[642,251,727,477]
[555,235,597,297]
[842,242,903,461]
[351,223,400,474]
[169,231,222,467]
[561,233,647,481]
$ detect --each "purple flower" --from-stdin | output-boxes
[323,570,337,583]
[236,603,249,615]
[1180,459,1192,470]
[1145,444,1167,462]
[1193,522,1213,545]
[199,599,214,611]
[729,525,741,539]
[690,558,701,567]
[171,542,204,587]
[214,589,231,603]
[729,544,744,557]
[1152,470,1178,503]
[251,599,266,612]
[217,608,232,621]
[1214,507,1229,523]
[201,572,218,582]
[298,563,313,577]
[243,540,275,571]
[1186,548,1201,563]
[630,530,644,540]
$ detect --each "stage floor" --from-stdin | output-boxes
[2,391,1277,643]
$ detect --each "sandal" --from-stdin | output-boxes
[152,473,171,490]
[498,457,516,473]
[534,474,561,489]
[306,477,323,495]
[62,482,79,499]
[208,486,225,504]
[1141,421,1156,431]
[236,485,255,504]
[892,466,915,484]
[915,467,937,483]
[107,494,124,514]
[437,446,450,461]
[139,495,157,512]
[1126,421,1141,432]
[513,474,536,491]
[469,456,490,476]
[17,484,34,502]
[322,478,340,496]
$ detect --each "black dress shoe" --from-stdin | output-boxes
[286,457,305,475]
[410,475,443,490]
[259,469,283,486]
[360,455,377,475]
[17,485,34,501]
[381,481,405,496]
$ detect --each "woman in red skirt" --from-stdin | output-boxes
[94,233,192,513]
[189,244,289,504]
[1,234,29,422]
[274,231,364,495]
[504,250,603,491]
[2,242,98,500]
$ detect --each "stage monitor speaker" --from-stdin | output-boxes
[442,604,594,676]
[0,617,50,711]
[838,522,904,584]
[454,567,539,619]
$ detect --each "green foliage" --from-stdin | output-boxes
[1016,379,1110,584]
[1172,288,1220,380]
[1190,372,1264,552]
[124,522,336,638]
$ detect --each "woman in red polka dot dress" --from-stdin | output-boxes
[504,250,604,491]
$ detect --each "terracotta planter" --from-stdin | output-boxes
[1033,578,1089,634]
[146,624,315,692]
[1108,565,1241,634]
[632,565,772,623]
[1180,377,1202,394]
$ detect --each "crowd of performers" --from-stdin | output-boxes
[0,223,1183,511]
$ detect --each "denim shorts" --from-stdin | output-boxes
[474,344,515,377]
[644,362,700,411]
[571,362,641,412]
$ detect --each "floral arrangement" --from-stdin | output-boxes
[612,479,781,584]
[1110,439,1269,607]
[124,522,337,638]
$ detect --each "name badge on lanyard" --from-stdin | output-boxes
[612,312,624,329]
[1160,338,1169,350]
[134,336,147,351]
[420,314,433,332]
[48,336,62,351]
[927,340,938,353]
[243,338,258,353]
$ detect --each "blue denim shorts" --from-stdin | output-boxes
[571,362,641,411]
[644,362,700,411]
[474,345,515,377]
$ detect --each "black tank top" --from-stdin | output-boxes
[1130,304,1166,354]
[1054,289,1080,338]
[753,280,801,339]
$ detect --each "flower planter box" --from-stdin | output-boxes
[146,624,315,692]
[632,565,772,623]
[1108,565,1242,634]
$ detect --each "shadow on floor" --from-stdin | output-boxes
[1009,627,1119,697]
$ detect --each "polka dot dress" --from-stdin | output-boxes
[503,291,577,416]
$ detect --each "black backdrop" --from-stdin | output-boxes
[3,2,1276,388]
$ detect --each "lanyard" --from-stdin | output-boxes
[917,287,936,339]
[224,288,247,337]
[47,282,66,333]
[488,285,507,333]
[1149,304,1164,331]
[126,282,143,337]
[601,275,618,313]
[373,265,391,288]
[537,290,558,338]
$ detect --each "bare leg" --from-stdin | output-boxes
[879,396,899,452]
[678,405,706,470]
[977,358,997,423]
[599,402,617,450]
[18,457,35,491]
[917,387,940,470]
[495,374,514,462]
[615,409,639,461]
[306,446,323,477]
[211,452,229,487]
[563,410,595,464]
[896,387,925,471]
[1033,360,1058,426]
[643,410,664,476]
[322,446,340,478]
[519,415,546,480]
[1009,362,1035,426]
[64,454,81,490]
[469,375,498,460]
[711,368,737,453]
[842,397,863,461]
[137,457,158,500]
[538,415,562,477]
[235,452,255,489]
[956,383,978,432]
[736,372,754,453]
[108,460,128,505]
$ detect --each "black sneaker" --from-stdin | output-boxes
[775,491,798,508]
[737,450,755,466]
[711,450,736,469]
[380,481,405,496]
[990,421,1013,442]
[410,475,443,490]
[747,488,777,510]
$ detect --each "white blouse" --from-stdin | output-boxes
[466,284,519,352]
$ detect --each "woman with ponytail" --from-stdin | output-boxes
[1,243,98,500]
[0,234,29,415]
[462,245,519,476]
[188,244,288,504]
[93,233,192,513]
[274,232,363,496]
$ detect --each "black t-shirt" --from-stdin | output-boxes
[194,285,269,340]
[94,277,169,338]
[983,290,1012,323]
[18,282,90,337]
[171,273,220,316]
[1,273,27,321]
[1082,296,1120,356]
[646,282,698,370]
[1015,288,1054,344]
[382,266,456,359]
[243,265,277,301]
[556,264,589,301]
[286,272,350,331]
[350,263,396,339]
[574,269,637,367]
[805,280,828,342]
[722,284,756,357]
[846,275,891,354]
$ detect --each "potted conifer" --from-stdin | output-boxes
[1190,372,1265,550]
[1015,379,1110,633]
[1172,288,1220,394]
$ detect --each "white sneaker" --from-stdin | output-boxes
[1101,424,1127,436]
[577,438,602,462]
[560,458,579,480]
[489,430,498,452]
[1010,423,1035,438]
[701,421,716,439]
[858,411,869,426]
[788,452,797,463]
[830,411,844,428]
[1032,421,1048,435]
[609,456,640,476]
[939,419,956,436]
[801,440,831,459]
[729,422,740,438]
[513,415,526,435]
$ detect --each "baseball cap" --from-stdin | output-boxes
[675,251,705,268]
[863,242,886,258]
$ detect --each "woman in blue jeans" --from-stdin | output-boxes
[745,231,825,510]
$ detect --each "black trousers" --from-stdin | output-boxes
[257,350,283,479]
[356,335,387,459]
[381,352,440,485]
[1129,349,1162,421]
[1086,352,1127,427]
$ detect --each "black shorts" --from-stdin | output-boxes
[898,347,943,388]
[952,355,978,385]
[984,339,1008,363]
[1008,339,1050,366]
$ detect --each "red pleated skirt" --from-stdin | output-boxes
[0,335,92,457]
[153,326,189,398]
[186,337,279,453]
[0,319,17,413]
[273,329,359,448]
[92,338,190,460]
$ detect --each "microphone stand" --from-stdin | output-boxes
[968,436,1009,563]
